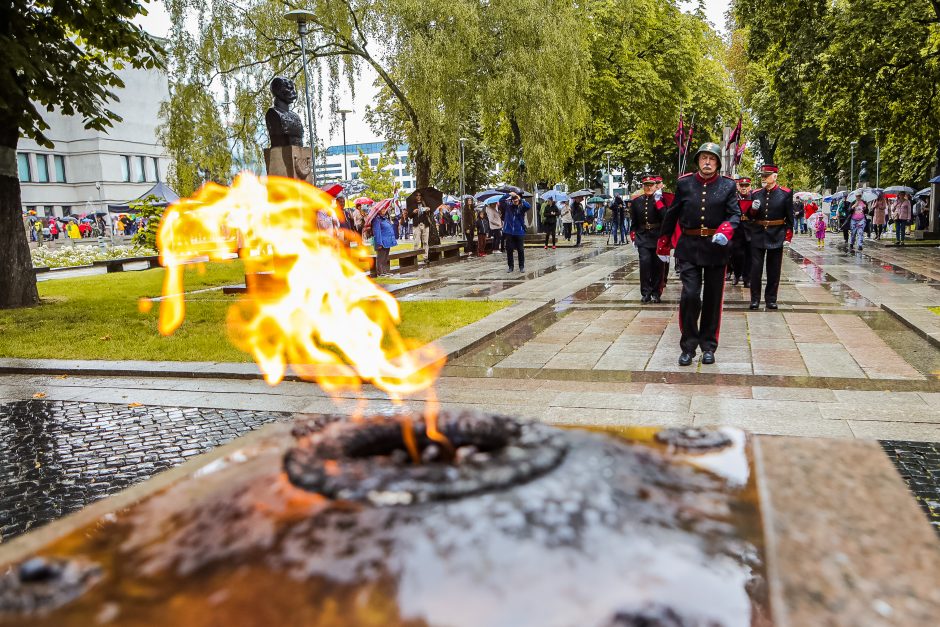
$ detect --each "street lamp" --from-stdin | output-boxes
[458,137,468,200]
[336,108,353,180]
[284,9,318,186]
[873,128,881,188]
[603,150,613,195]
[850,141,858,190]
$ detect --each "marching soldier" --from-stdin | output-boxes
[747,164,793,310]
[730,176,753,287]
[630,175,665,303]
[658,143,740,366]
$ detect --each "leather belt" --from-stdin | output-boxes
[683,228,717,236]
[755,219,786,227]
[640,223,662,231]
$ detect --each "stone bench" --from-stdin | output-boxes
[368,249,423,277]
[92,255,161,273]
[426,242,464,264]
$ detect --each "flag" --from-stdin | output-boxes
[729,117,742,145]
[684,124,694,154]
[674,116,685,150]
[734,140,746,166]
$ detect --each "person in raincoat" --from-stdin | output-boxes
[541,199,560,249]
[870,192,888,240]
[892,191,912,245]
[560,201,573,241]
[367,202,397,276]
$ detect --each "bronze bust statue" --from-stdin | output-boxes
[265,77,304,147]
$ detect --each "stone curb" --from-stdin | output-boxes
[0,298,552,381]
[881,303,940,349]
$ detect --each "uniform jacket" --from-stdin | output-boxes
[748,184,794,249]
[660,172,741,266]
[734,191,751,243]
[501,197,530,236]
[629,194,664,249]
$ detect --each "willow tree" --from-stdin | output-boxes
[162,0,481,190]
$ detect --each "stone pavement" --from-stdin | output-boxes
[3,231,940,540]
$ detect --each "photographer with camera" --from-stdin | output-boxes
[501,192,530,273]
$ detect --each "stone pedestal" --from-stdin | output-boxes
[263,145,313,184]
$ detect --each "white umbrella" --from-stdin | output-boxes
[883,185,915,195]
[794,191,822,202]
[847,188,880,203]
[541,190,569,202]
[569,189,593,199]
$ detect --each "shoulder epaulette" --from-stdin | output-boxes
[678,172,694,179]
[780,186,792,193]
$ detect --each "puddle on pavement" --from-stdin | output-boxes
[861,310,940,377]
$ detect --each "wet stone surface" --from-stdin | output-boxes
[881,440,940,536]
[0,400,290,541]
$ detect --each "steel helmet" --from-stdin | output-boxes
[693,142,722,169]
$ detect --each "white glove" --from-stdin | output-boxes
[784,240,791,248]
[712,233,729,246]
[657,254,670,263]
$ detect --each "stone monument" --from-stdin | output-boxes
[263,77,312,184]
[836,169,847,192]
[858,160,869,187]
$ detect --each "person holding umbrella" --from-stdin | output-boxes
[364,199,397,276]
[461,197,476,252]
[657,143,740,366]
[501,191,530,273]
[409,192,433,256]
[542,198,560,249]
[484,196,504,253]
[571,197,585,246]
[848,192,868,252]
[892,191,912,245]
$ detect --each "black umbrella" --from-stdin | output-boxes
[406,187,444,245]
[496,184,524,195]
[475,190,504,202]
[59,216,79,223]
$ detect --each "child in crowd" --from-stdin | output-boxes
[475,209,489,257]
[812,210,827,249]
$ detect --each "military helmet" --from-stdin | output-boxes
[693,142,722,169]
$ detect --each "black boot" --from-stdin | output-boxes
[678,352,694,367]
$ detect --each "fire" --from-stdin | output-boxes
[155,173,445,417]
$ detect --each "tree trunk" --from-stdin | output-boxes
[414,145,431,190]
[0,125,39,309]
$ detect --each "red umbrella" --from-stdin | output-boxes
[365,198,392,227]
[354,197,375,207]
[321,183,345,198]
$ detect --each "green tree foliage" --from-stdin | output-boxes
[354,146,399,199]
[0,0,163,308]
[732,0,940,188]
[129,195,164,250]
[576,0,738,188]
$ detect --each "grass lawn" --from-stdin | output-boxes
[0,262,509,362]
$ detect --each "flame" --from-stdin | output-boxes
[155,173,444,419]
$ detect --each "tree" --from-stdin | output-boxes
[354,146,398,199]
[129,195,164,250]
[0,1,162,308]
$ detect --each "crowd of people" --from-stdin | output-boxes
[23,211,146,246]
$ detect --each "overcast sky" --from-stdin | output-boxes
[135,0,730,148]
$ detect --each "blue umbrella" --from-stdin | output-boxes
[914,187,930,198]
[476,190,504,202]
[541,190,568,202]
[483,195,502,206]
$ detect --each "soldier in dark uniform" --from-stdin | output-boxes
[729,176,753,287]
[747,164,793,310]
[658,143,741,366]
[630,175,665,303]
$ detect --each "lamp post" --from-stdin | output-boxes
[850,141,858,191]
[458,137,468,200]
[873,128,881,188]
[284,9,318,186]
[603,150,613,195]
[336,108,353,180]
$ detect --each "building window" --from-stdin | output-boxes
[53,155,66,183]
[16,153,31,182]
[121,156,131,182]
[352,173,360,180]
[393,169,401,177]
[403,180,412,189]
[144,157,155,182]
[61,205,72,217]
[152,157,160,182]
[35,154,49,183]
[43,205,54,217]
[370,158,378,166]
[402,169,411,177]
[136,156,146,182]
[349,160,358,168]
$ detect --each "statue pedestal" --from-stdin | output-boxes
[264,146,313,184]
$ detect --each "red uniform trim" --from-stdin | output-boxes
[780,186,792,193]
[716,265,728,344]
[678,172,694,179]
[695,172,719,184]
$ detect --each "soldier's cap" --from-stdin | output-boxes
[759,164,779,175]
[653,175,663,183]
[694,142,722,169]
[736,176,752,184]
[641,175,657,184]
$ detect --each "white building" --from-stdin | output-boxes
[16,65,172,218]
[316,142,417,190]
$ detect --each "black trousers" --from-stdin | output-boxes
[730,237,751,281]
[505,234,525,270]
[544,224,556,247]
[749,246,784,305]
[563,223,572,240]
[677,260,727,354]
[637,246,663,298]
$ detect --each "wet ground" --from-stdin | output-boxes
[2,233,940,540]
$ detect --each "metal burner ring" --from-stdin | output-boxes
[284,410,568,505]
